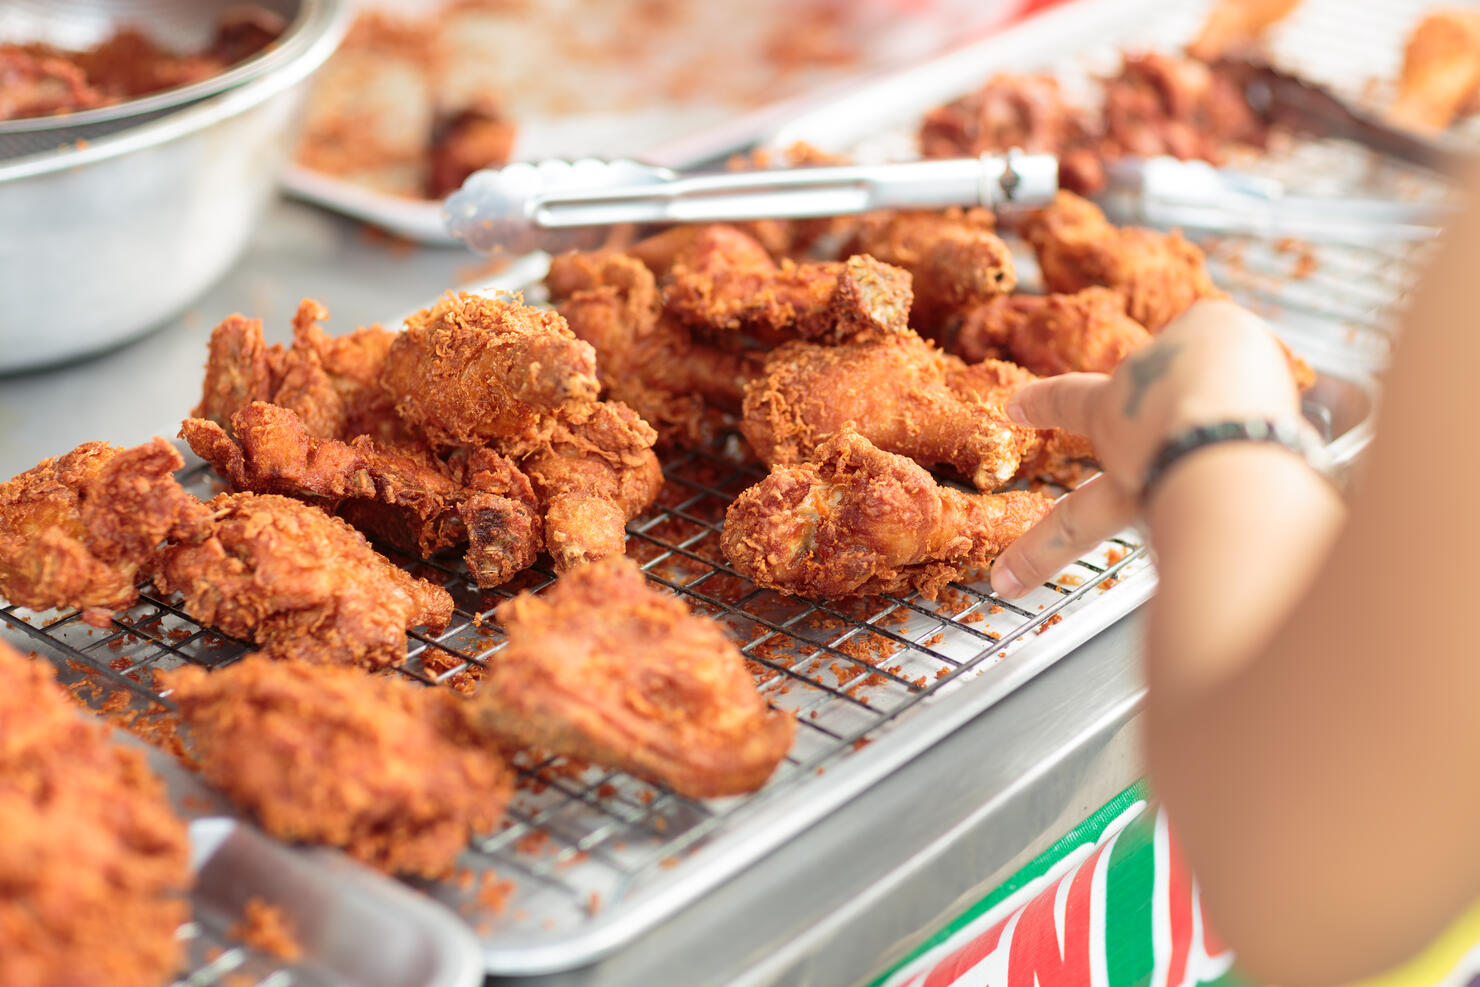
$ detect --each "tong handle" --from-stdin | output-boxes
[528,153,1059,229]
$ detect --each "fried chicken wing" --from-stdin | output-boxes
[741,330,1024,491]
[942,287,1152,374]
[1020,192,1225,331]
[193,299,403,443]
[722,427,1055,600]
[1189,0,1303,60]
[0,439,209,625]
[547,249,763,448]
[471,556,794,798]
[181,402,542,587]
[662,224,914,345]
[1391,9,1480,132]
[513,401,663,571]
[381,292,601,447]
[944,358,1097,485]
[0,641,190,987]
[155,493,453,667]
[169,658,510,878]
[842,209,1017,338]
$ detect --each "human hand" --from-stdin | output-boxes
[989,300,1304,597]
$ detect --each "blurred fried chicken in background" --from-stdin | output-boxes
[472,556,794,798]
[0,641,189,987]
[723,427,1055,600]
[1391,9,1480,132]
[1189,0,1303,60]
[155,493,453,667]
[170,658,511,878]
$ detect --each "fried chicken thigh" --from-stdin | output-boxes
[842,209,1017,337]
[1391,9,1480,132]
[472,556,794,798]
[0,641,190,987]
[662,224,914,345]
[1020,192,1225,331]
[547,249,762,448]
[155,493,453,667]
[722,427,1055,601]
[182,403,542,587]
[169,658,510,878]
[942,287,1152,374]
[381,292,601,448]
[741,330,1024,491]
[0,438,208,625]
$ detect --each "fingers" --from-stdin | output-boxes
[990,474,1137,599]
[1003,373,1109,435]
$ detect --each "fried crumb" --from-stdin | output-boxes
[1036,614,1064,634]
[476,871,517,916]
[230,898,302,962]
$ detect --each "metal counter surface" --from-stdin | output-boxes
[0,197,1148,987]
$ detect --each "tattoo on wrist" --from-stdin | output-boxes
[1123,342,1182,418]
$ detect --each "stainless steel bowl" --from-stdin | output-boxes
[0,0,347,373]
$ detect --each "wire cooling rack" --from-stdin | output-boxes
[0,435,1154,975]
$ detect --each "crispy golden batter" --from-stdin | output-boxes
[1020,192,1225,332]
[169,657,510,878]
[741,331,1024,491]
[0,641,190,987]
[943,288,1152,375]
[155,493,453,667]
[842,209,1017,337]
[1391,9,1480,132]
[1189,0,1303,60]
[193,299,404,443]
[472,557,794,798]
[722,427,1055,600]
[547,249,763,448]
[944,358,1097,486]
[662,224,914,345]
[181,403,543,588]
[0,439,209,625]
[382,292,601,448]
[512,402,663,571]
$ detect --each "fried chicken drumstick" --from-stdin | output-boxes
[155,493,453,667]
[169,658,511,878]
[182,402,542,587]
[547,249,762,448]
[471,556,794,798]
[944,359,1097,486]
[723,427,1055,601]
[1020,192,1225,332]
[741,330,1024,491]
[0,438,208,625]
[662,224,915,345]
[0,641,190,987]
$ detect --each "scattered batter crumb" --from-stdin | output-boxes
[1036,614,1064,634]
[476,871,517,916]
[231,898,302,962]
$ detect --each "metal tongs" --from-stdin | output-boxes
[443,62,1466,254]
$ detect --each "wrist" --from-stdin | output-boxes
[1141,417,1332,508]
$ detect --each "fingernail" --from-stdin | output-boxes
[1003,400,1029,426]
[991,560,1026,598]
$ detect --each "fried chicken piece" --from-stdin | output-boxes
[723,427,1055,600]
[382,292,601,448]
[1020,192,1225,332]
[427,98,517,198]
[1101,52,1269,163]
[942,288,1152,374]
[0,439,209,625]
[1391,10,1480,132]
[155,493,453,667]
[512,401,663,571]
[944,358,1097,485]
[0,45,105,120]
[169,658,510,878]
[192,300,404,443]
[842,209,1017,337]
[1189,0,1303,60]
[547,249,763,448]
[471,556,794,798]
[181,402,542,587]
[918,73,1108,195]
[0,641,190,987]
[662,225,914,345]
[741,330,1024,491]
